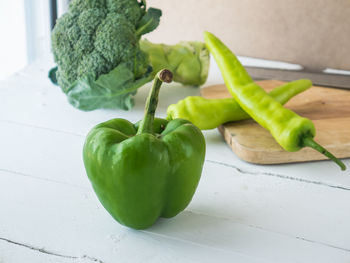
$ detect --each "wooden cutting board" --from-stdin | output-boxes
[200,80,350,164]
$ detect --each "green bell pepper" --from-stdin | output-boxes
[83,69,206,229]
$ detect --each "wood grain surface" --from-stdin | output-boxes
[200,80,350,164]
[1,60,350,263]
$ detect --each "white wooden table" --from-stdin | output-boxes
[1,57,349,263]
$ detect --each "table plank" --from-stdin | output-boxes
[0,72,349,188]
[0,170,268,263]
[0,240,97,263]
[0,120,350,249]
[1,169,349,262]
[1,58,350,262]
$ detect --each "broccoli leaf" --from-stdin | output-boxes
[66,63,152,111]
[136,8,162,37]
[48,67,58,85]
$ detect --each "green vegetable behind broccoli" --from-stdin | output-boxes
[50,0,209,111]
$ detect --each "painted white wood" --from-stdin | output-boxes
[0,241,94,263]
[1,59,349,184]
[0,170,270,263]
[1,167,349,263]
[0,58,349,262]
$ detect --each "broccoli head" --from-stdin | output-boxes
[52,0,151,94]
[50,0,209,111]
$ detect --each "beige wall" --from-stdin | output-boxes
[146,0,350,71]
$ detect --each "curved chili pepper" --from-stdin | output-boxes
[167,79,311,130]
[204,31,346,170]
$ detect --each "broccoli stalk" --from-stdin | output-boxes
[50,0,209,111]
[140,40,209,86]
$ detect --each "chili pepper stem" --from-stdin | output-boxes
[303,137,346,170]
[137,69,173,135]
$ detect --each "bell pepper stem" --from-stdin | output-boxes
[137,69,173,135]
[303,137,346,170]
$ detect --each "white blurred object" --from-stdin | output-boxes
[57,0,70,17]
[24,1,51,63]
[0,1,51,80]
[0,2,27,80]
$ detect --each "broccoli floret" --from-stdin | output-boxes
[105,0,144,24]
[69,0,107,13]
[94,14,137,64]
[77,9,106,35]
[77,50,109,80]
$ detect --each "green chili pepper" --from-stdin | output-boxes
[167,79,311,130]
[83,69,206,229]
[204,31,346,170]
